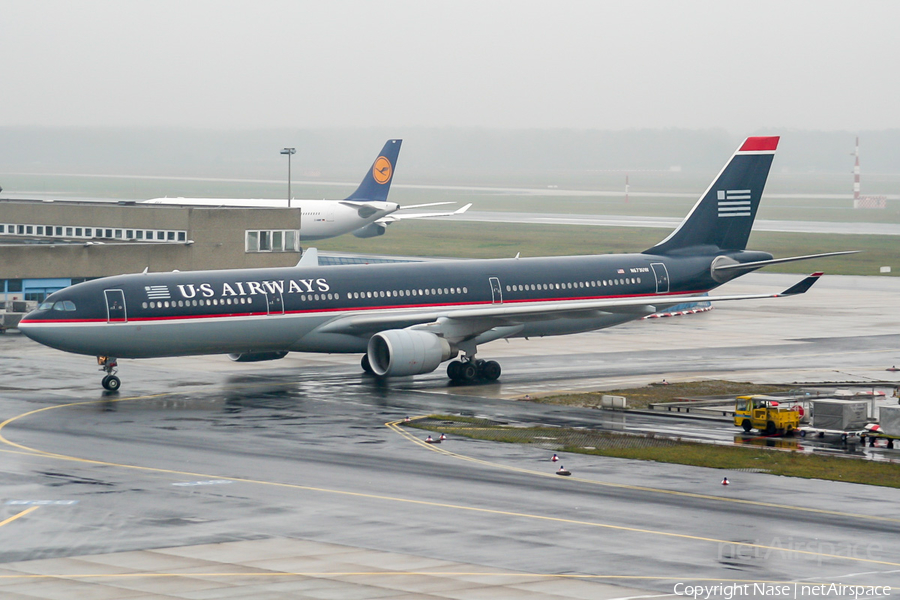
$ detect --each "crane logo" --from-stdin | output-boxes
[373,156,393,184]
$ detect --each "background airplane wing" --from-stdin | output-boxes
[377,203,472,223]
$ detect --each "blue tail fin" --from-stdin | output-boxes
[345,139,402,202]
[645,136,779,255]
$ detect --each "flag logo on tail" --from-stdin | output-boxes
[717,190,751,218]
[145,285,171,300]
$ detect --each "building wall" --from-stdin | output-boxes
[0,200,303,279]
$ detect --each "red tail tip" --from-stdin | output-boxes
[739,136,780,152]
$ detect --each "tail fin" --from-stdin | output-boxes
[344,139,402,202]
[645,136,779,255]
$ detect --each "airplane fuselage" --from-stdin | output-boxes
[18,248,770,360]
[143,198,399,240]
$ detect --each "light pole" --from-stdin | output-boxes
[280,147,296,207]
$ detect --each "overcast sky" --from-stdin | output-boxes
[2,1,898,132]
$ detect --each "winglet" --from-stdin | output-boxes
[455,203,473,214]
[297,247,319,267]
[778,272,823,296]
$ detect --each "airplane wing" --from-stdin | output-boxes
[316,273,823,342]
[376,203,472,223]
[400,202,456,209]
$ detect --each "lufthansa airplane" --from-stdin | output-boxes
[20,137,850,391]
[144,139,471,240]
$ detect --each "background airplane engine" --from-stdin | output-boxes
[352,223,387,238]
[367,330,456,377]
[228,351,289,362]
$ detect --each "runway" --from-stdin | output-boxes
[1,273,899,598]
[447,210,900,236]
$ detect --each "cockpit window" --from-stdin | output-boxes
[53,302,66,311]
[52,301,77,311]
[39,302,54,310]
[63,301,76,311]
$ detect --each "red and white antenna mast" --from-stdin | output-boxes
[853,136,860,204]
[852,136,886,209]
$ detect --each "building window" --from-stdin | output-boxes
[167,231,175,241]
[245,230,300,253]
[177,231,186,242]
[246,231,259,252]
[136,231,143,240]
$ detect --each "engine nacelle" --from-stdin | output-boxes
[367,329,456,377]
[352,223,387,238]
[228,351,288,362]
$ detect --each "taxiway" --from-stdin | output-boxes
[0,273,898,598]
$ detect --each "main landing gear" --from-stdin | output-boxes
[447,358,501,383]
[98,356,121,391]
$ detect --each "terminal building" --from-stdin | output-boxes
[0,198,422,304]
[0,198,304,302]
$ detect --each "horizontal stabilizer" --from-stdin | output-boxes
[713,251,858,273]
[777,272,823,296]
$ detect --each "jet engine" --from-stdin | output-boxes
[228,351,289,362]
[367,330,457,377]
[352,223,387,238]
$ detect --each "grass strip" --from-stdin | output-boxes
[313,220,896,277]
[533,380,792,410]
[406,415,900,488]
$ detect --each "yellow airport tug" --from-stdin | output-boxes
[734,395,801,435]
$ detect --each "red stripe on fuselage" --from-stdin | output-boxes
[19,290,709,325]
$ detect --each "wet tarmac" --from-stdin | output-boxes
[1,273,899,598]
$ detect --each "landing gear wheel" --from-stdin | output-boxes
[361,354,373,374]
[102,375,121,391]
[479,360,501,381]
[459,362,477,381]
[741,420,752,433]
[447,361,462,380]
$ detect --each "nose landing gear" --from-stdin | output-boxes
[98,356,121,391]
[447,357,501,383]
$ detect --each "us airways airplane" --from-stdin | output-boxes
[20,137,851,391]
[144,139,471,240]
